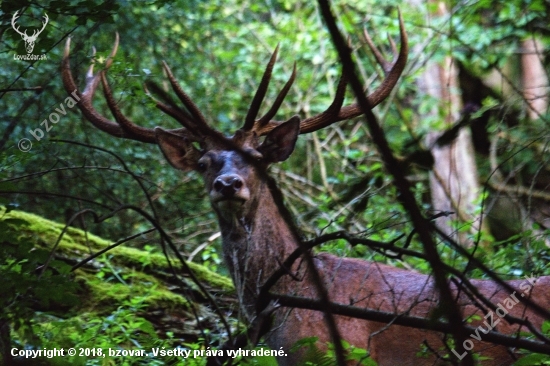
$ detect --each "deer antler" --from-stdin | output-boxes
[247,12,408,137]
[12,11,49,39]
[11,11,26,38]
[240,45,297,134]
[63,14,406,145]
[62,34,215,144]
[34,13,49,38]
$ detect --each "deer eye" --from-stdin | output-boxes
[197,156,209,172]
[248,150,263,163]
[197,162,207,171]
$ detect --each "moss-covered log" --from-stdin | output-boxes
[0,207,237,365]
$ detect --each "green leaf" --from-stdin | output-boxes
[513,353,550,365]
[290,336,319,352]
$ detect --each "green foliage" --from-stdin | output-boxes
[0,216,79,338]
[290,337,376,365]
[30,296,164,366]
[513,320,550,365]
[514,353,550,365]
[201,244,223,273]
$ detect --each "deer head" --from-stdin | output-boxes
[61,17,407,227]
[12,10,49,54]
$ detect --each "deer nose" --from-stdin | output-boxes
[213,175,244,197]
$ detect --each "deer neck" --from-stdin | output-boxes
[215,175,300,315]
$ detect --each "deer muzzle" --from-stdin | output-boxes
[210,174,250,206]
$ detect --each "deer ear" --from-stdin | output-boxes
[155,127,201,171]
[258,115,300,163]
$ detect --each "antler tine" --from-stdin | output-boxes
[104,32,119,69]
[255,61,297,128]
[253,71,347,136]
[161,61,213,138]
[242,44,280,131]
[259,11,408,136]
[359,9,408,104]
[144,81,204,140]
[38,13,49,34]
[387,34,398,62]
[64,36,139,140]
[363,25,393,74]
[99,72,158,142]
[62,34,158,143]
[298,71,348,134]
[11,11,24,37]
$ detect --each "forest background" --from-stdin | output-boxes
[0,0,549,364]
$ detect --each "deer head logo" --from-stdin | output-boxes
[12,10,49,54]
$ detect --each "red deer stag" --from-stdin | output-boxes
[62,15,550,366]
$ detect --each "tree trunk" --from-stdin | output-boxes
[418,2,486,247]
[521,38,548,120]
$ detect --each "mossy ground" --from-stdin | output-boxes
[0,207,237,365]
